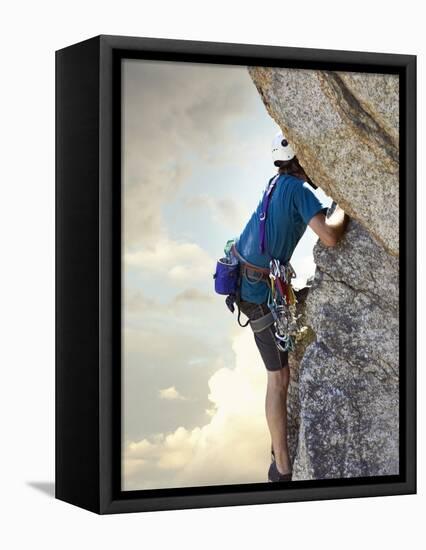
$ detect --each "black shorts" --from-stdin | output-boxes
[238,298,289,371]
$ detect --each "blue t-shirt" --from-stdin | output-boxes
[235,173,327,304]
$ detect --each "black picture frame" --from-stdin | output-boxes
[55,34,416,515]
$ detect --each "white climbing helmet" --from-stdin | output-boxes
[271,130,295,165]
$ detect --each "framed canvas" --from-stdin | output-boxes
[55,34,416,514]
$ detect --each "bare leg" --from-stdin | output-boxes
[265,368,291,475]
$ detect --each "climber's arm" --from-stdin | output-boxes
[308,205,349,247]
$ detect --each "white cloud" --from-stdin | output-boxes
[124,237,215,284]
[173,288,213,304]
[123,328,271,490]
[184,194,247,230]
[122,60,256,248]
[124,289,156,312]
[159,386,186,401]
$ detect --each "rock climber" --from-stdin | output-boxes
[234,130,349,482]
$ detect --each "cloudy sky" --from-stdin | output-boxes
[122,58,332,491]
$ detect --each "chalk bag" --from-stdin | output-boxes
[213,257,240,295]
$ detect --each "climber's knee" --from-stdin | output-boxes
[267,367,289,391]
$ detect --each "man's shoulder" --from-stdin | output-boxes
[287,173,305,184]
[268,172,303,187]
[278,174,306,202]
[289,176,316,196]
[278,173,305,188]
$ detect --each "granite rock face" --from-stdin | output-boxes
[292,219,399,479]
[287,287,315,465]
[249,67,400,479]
[248,67,399,256]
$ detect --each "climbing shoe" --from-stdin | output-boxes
[270,445,292,481]
[268,459,292,482]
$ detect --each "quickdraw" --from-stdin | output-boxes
[266,258,301,352]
